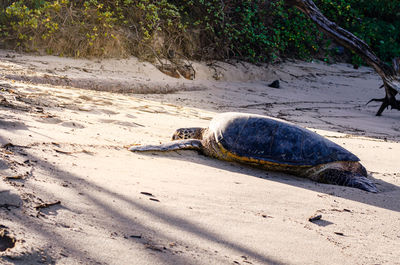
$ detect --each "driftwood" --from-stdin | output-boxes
[285,0,400,116]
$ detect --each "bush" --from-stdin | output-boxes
[0,0,189,59]
[0,0,399,64]
[1,0,128,57]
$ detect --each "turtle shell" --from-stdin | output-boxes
[209,113,359,166]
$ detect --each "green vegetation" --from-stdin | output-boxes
[0,0,399,64]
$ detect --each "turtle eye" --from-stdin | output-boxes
[172,132,179,140]
[172,129,185,140]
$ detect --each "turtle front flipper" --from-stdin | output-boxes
[314,168,378,193]
[129,139,202,152]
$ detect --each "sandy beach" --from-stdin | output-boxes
[0,50,399,265]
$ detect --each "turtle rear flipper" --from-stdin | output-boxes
[129,139,202,152]
[315,168,378,193]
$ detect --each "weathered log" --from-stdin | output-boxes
[285,0,400,116]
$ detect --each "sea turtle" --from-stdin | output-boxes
[129,112,378,193]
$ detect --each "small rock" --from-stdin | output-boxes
[268,80,280,88]
[308,214,322,222]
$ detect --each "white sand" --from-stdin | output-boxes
[0,50,399,265]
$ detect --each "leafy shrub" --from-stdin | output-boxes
[0,0,189,59]
[1,0,129,57]
[0,0,399,64]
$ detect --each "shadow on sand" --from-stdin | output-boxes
[134,150,400,212]
[0,134,287,265]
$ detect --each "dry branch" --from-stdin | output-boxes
[285,0,400,116]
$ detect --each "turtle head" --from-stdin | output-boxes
[172,127,204,140]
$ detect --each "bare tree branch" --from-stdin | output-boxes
[285,0,400,116]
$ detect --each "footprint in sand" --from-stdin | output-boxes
[125,114,137,119]
[78,95,93,101]
[100,109,119,115]
[98,119,144,127]
[60,121,85,129]
[131,105,169,114]
[0,119,29,130]
[0,187,22,212]
[93,99,113,106]
[37,117,63,124]
[97,109,119,115]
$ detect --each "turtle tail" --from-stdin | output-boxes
[315,168,378,193]
[129,139,202,152]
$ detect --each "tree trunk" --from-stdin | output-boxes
[285,0,400,116]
